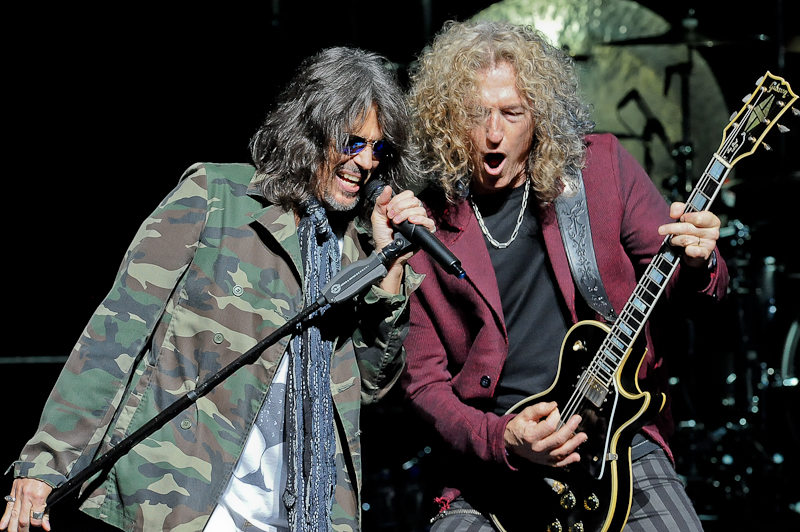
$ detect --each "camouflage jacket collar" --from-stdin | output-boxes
[245,174,371,278]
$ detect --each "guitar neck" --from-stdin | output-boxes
[589,156,732,388]
[586,68,799,388]
[596,156,732,383]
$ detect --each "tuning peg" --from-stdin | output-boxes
[793,108,800,117]
[742,94,752,103]
[762,143,772,151]
[756,75,764,86]
[778,124,790,133]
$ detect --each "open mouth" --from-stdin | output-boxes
[337,167,363,192]
[484,153,506,170]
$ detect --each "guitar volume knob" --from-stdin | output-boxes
[568,523,585,532]
[547,520,563,532]
[584,493,600,511]
[560,491,577,509]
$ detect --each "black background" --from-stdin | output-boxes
[4,1,799,530]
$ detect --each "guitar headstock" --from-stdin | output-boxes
[719,71,798,166]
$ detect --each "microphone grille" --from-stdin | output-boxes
[362,179,388,207]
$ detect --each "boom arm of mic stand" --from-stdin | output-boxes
[44,235,413,509]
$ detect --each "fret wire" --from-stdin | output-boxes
[618,320,634,338]
[622,307,642,324]
[594,349,616,371]
[634,291,655,308]
[629,307,645,324]
[700,179,717,198]
[602,349,619,364]
[639,282,658,299]
[612,331,632,348]
[654,259,672,277]
[602,341,624,360]
[586,363,610,383]
[611,336,626,351]
[631,290,650,312]
[592,358,614,379]
[615,320,636,340]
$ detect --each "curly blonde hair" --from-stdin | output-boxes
[408,20,594,204]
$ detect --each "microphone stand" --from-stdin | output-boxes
[45,234,415,509]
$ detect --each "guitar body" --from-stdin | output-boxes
[489,320,665,532]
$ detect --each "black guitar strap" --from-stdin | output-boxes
[554,171,618,323]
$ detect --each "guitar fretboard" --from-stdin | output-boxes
[588,155,732,389]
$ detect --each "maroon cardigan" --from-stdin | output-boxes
[402,134,728,492]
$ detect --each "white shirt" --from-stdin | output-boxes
[206,355,290,532]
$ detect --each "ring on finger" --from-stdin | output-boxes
[32,511,45,520]
[4,495,14,503]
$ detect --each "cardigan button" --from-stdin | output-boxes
[480,375,491,388]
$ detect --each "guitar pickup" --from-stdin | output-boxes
[584,375,609,407]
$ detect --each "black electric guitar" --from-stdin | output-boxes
[489,72,797,532]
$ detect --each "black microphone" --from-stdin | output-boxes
[363,179,466,279]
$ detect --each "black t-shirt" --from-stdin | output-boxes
[470,184,571,416]
[471,184,659,458]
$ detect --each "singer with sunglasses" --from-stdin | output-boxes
[2,46,433,532]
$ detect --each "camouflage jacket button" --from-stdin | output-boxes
[180,419,192,430]
[232,285,244,296]
[213,333,225,344]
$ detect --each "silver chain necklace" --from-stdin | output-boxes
[469,179,530,249]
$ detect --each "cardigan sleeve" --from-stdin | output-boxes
[401,260,516,469]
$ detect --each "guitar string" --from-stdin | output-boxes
[557,89,762,427]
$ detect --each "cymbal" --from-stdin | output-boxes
[600,28,771,48]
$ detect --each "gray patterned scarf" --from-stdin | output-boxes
[283,198,340,532]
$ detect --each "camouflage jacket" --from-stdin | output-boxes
[12,163,421,531]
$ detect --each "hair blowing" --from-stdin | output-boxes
[250,47,422,211]
[408,20,594,204]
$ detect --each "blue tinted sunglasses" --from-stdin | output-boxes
[340,135,389,160]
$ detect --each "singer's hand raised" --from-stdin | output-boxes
[370,185,434,294]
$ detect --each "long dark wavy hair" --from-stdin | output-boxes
[408,20,595,204]
[250,47,422,211]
